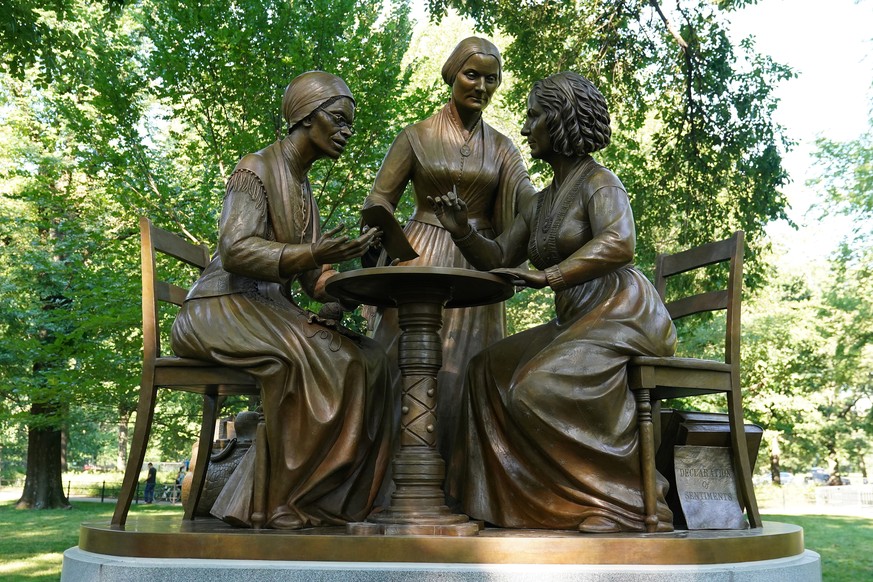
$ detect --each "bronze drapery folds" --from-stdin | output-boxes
[363,37,536,472]
[431,72,678,533]
[171,72,397,530]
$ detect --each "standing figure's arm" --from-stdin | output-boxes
[364,131,415,214]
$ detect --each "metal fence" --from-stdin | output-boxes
[815,485,873,506]
[62,481,183,504]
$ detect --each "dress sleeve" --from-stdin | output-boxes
[545,185,635,291]
[364,130,414,212]
[219,169,317,283]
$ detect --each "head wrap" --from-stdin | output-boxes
[441,37,502,86]
[282,71,355,128]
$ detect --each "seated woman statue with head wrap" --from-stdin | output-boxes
[171,71,397,530]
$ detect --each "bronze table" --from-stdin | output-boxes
[327,266,514,536]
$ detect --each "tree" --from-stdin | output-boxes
[1,0,424,504]
[428,0,793,284]
[1,74,80,508]
[0,0,812,502]
[736,110,873,481]
[741,268,833,480]
[809,114,873,480]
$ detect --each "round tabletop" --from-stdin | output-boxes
[326,266,515,309]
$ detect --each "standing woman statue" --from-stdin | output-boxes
[430,72,677,533]
[172,71,396,530]
[363,37,536,469]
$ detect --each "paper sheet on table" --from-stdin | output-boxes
[361,205,418,262]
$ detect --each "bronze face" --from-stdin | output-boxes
[309,97,355,159]
[451,53,500,114]
[521,93,552,162]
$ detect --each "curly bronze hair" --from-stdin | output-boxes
[531,72,611,156]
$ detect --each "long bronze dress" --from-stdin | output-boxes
[454,156,677,531]
[364,103,535,465]
[171,139,396,528]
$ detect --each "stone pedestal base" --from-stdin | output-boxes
[62,547,821,582]
[63,517,820,581]
[347,520,481,536]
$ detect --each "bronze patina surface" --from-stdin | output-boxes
[362,37,537,471]
[78,517,804,565]
[169,71,395,531]
[327,266,514,309]
[428,71,677,534]
[328,267,513,536]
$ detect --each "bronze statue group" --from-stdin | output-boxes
[171,37,677,534]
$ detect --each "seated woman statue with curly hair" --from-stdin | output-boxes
[430,71,677,533]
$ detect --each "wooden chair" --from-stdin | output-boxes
[628,231,761,532]
[111,217,259,527]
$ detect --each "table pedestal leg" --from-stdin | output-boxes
[348,289,479,536]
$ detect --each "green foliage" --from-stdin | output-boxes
[3,0,867,503]
[429,0,793,282]
[812,125,873,365]
[505,287,553,335]
[138,0,422,241]
[0,0,421,484]
[741,249,872,476]
[799,113,873,476]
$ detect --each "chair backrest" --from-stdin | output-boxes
[140,216,211,363]
[653,231,744,367]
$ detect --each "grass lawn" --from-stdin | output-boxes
[763,513,873,582]
[0,499,869,581]
[0,500,181,581]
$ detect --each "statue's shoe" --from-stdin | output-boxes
[268,513,305,530]
[578,516,621,534]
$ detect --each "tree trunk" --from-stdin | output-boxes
[770,452,781,484]
[827,445,843,486]
[61,427,68,473]
[16,402,70,509]
[117,407,130,471]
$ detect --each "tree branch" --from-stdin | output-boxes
[649,0,688,50]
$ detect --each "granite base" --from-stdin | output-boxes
[62,547,821,582]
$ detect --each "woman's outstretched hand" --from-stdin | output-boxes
[312,223,382,264]
[491,267,548,289]
[428,189,470,238]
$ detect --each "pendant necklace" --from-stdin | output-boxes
[450,106,482,189]
[458,114,481,158]
[281,140,311,243]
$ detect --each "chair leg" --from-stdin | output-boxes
[652,400,663,453]
[112,377,159,527]
[183,392,220,520]
[634,389,660,533]
[251,415,269,530]
[727,387,762,528]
